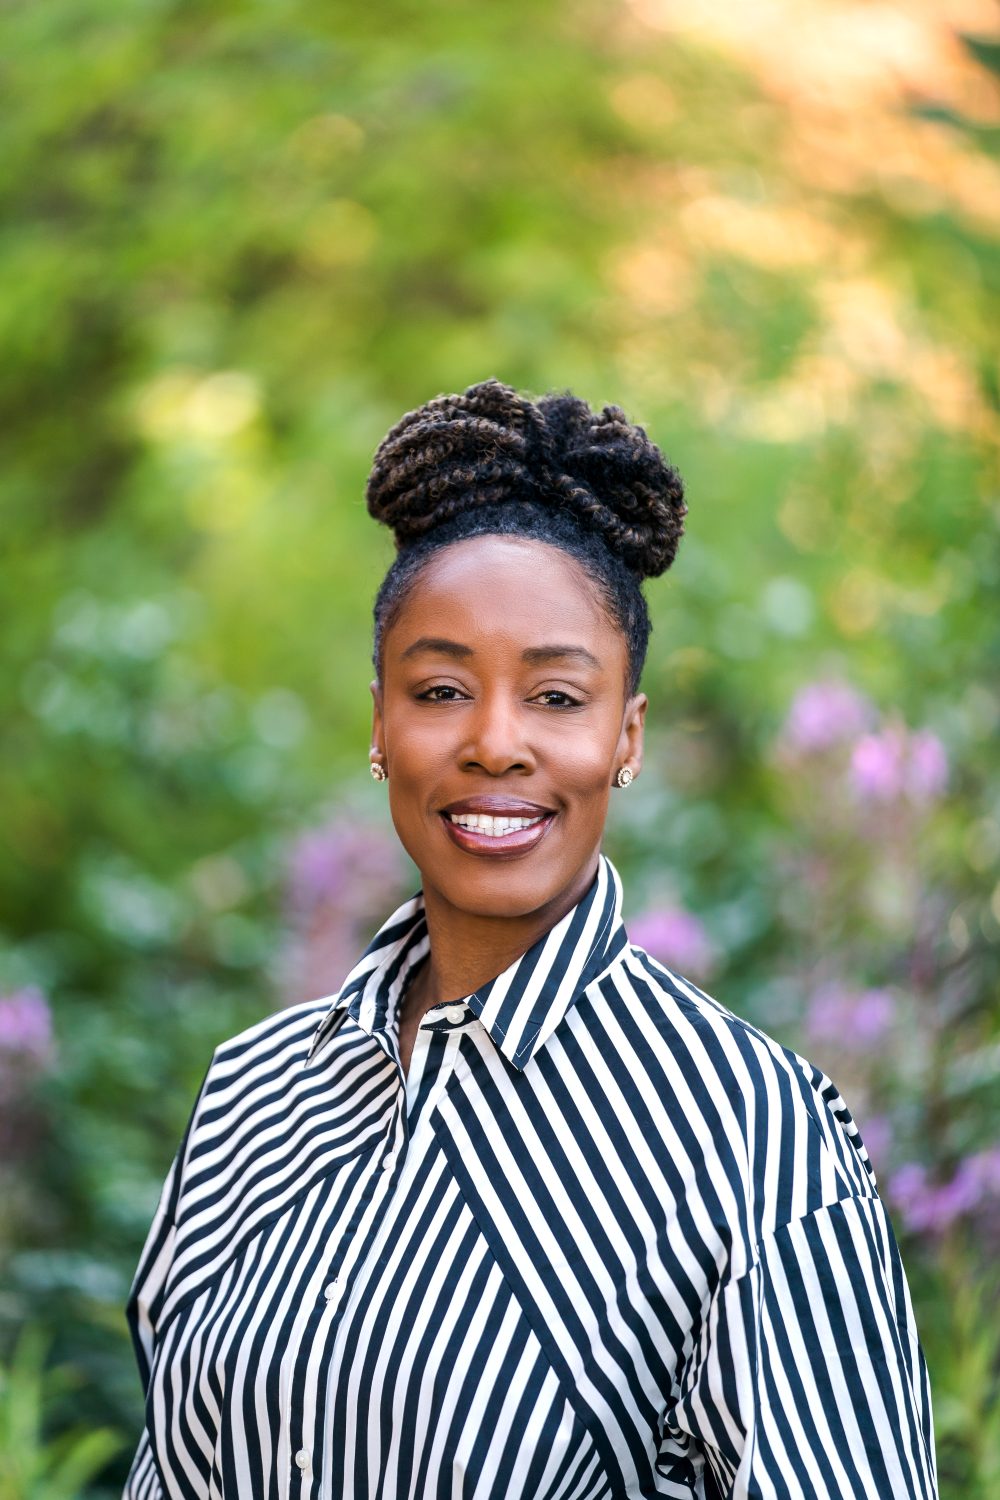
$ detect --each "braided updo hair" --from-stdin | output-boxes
[367,378,687,695]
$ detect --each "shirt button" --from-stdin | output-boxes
[445,1004,465,1024]
[382,1153,395,1172]
[324,1281,337,1301]
[295,1449,310,1470]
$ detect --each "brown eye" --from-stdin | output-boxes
[534,690,582,708]
[418,685,468,703]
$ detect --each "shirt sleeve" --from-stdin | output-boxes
[120,1154,178,1499]
[123,1427,166,1500]
[125,1152,181,1392]
[122,1063,211,1500]
[664,1194,938,1499]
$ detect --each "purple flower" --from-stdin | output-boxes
[849,727,908,802]
[889,1162,931,1229]
[286,817,404,922]
[0,988,55,1124]
[931,1166,983,1224]
[904,729,948,804]
[805,983,896,1048]
[849,723,949,807]
[858,1113,892,1168]
[281,814,411,1008]
[888,1147,1000,1236]
[629,906,714,975]
[0,987,54,1067]
[955,1147,1000,1200]
[782,680,873,754]
[852,987,897,1042]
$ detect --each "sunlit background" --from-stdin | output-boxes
[2,1,999,1493]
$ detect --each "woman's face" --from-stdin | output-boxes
[372,535,646,924]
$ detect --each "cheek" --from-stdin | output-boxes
[564,750,616,796]
[557,717,625,783]
[384,711,449,771]
[550,741,617,832]
[382,721,452,835]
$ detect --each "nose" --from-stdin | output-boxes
[460,693,536,777]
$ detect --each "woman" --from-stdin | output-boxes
[124,380,938,1499]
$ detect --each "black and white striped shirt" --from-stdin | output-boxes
[124,854,938,1499]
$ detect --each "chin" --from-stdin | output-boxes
[424,846,594,922]
[440,878,556,921]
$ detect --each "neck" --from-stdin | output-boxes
[407,852,601,1022]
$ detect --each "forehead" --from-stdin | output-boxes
[386,535,624,663]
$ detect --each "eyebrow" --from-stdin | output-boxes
[521,645,602,671]
[400,637,601,670]
[400,637,474,661]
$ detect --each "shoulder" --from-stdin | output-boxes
[133,997,364,1328]
[585,944,878,1242]
[177,997,335,1168]
[618,943,837,1092]
[204,996,332,1082]
[166,994,363,1232]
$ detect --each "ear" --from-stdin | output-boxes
[616,691,647,780]
[370,678,385,761]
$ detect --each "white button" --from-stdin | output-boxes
[445,1004,465,1024]
[324,1281,337,1301]
[295,1449,310,1470]
[382,1153,395,1172]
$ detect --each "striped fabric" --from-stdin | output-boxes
[124,854,938,1499]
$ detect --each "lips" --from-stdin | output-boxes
[439,796,556,857]
[442,796,554,817]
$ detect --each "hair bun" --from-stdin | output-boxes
[365,378,686,580]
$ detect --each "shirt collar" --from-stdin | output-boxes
[305,853,628,1071]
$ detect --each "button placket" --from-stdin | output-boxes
[289,1020,425,1499]
[315,1098,407,1319]
[288,1086,406,1485]
[315,1022,466,1494]
[379,1116,407,1178]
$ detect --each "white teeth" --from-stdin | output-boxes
[448,813,545,837]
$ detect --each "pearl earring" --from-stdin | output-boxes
[370,761,387,782]
[615,766,634,788]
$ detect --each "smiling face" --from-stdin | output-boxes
[371,534,647,926]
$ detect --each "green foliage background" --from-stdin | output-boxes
[2,1,998,1493]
